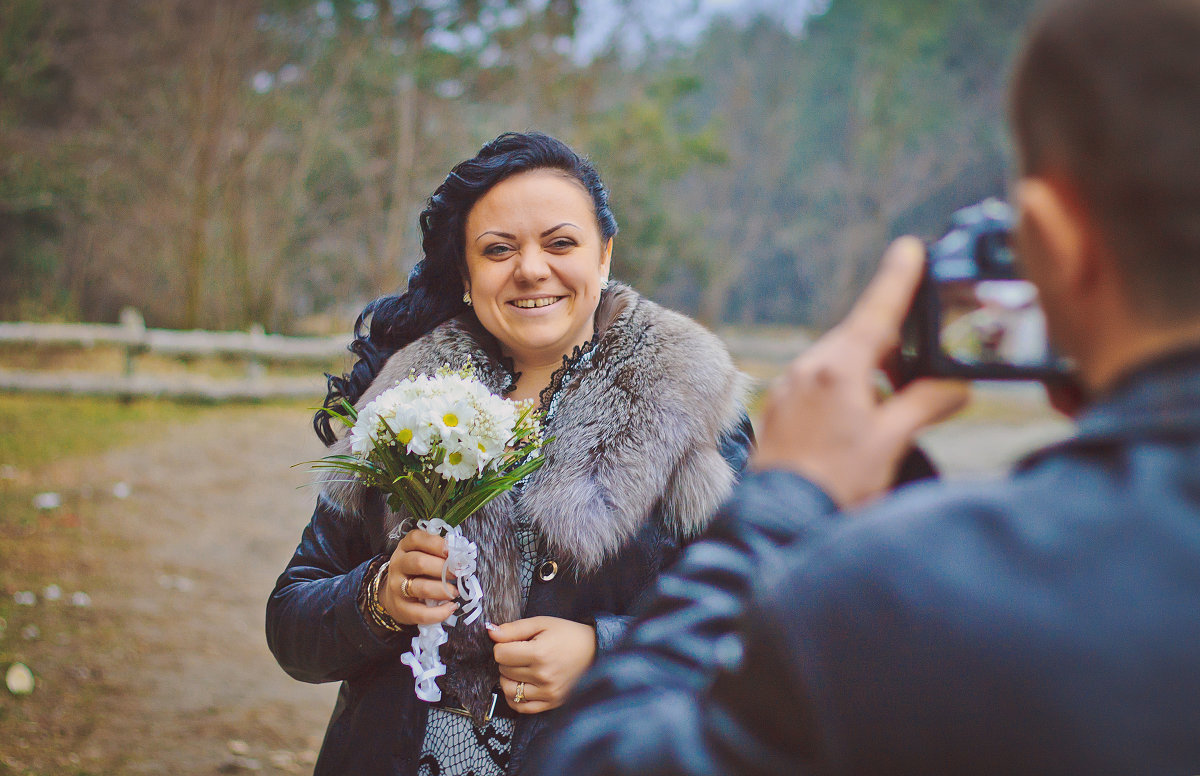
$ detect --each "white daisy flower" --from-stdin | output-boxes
[382,400,435,457]
[434,443,480,481]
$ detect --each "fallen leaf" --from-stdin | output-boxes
[6,663,34,695]
[33,492,62,510]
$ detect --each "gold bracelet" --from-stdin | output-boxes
[367,560,408,633]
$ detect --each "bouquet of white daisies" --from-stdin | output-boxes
[314,364,546,702]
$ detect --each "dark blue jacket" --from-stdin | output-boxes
[533,348,1200,775]
[265,418,753,775]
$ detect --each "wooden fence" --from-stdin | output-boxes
[0,309,348,401]
[0,310,812,402]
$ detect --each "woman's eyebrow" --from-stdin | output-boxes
[475,230,516,242]
[541,222,579,237]
[474,222,579,242]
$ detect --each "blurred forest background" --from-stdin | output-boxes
[2,5,1071,770]
[0,0,1039,335]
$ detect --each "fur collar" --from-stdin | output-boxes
[320,283,747,719]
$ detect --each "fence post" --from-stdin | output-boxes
[247,323,267,379]
[118,308,146,400]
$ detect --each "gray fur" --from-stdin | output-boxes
[319,284,747,721]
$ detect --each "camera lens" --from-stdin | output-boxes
[976,231,1016,276]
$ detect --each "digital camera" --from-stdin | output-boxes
[899,199,1075,381]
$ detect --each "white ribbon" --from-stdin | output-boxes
[398,518,485,703]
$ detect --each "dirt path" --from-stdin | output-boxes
[65,406,338,773]
[14,384,1070,774]
[921,383,1075,478]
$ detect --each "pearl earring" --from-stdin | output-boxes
[462,291,472,306]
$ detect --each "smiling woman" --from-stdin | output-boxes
[266,131,754,776]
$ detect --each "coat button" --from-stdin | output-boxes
[538,560,558,582]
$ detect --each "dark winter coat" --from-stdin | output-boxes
[266,284,753,775]
[532,346,1200,775]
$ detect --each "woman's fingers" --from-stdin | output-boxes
[391,547,457,583]
[386,530,460,612]
[398,528,449,558]
[487,616,549,643]
[392,598,458,626]
[378,551,460,625]
[489,617,596,713]
[385,571,458,603]
[496,662,540,684]
[497,676,548,714]
[492,639,537,668]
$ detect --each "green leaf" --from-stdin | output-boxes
[396,472,437,519]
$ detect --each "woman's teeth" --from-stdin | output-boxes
[512,297,561,309]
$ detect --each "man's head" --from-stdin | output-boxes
[1009,0,1200,329]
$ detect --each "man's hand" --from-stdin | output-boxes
[752,237,970,508]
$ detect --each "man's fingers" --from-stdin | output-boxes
[881,378,970,443]
[840,236,926,358]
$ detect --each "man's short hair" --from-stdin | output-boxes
[1010,0,1200,322]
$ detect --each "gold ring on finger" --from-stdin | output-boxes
[514,682,526,704]
[400,576,414,599]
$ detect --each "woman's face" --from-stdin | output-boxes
[464,169,612,367]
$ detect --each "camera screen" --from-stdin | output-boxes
[935,279,1052,367]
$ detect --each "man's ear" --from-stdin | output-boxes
[1015,176,1092,293]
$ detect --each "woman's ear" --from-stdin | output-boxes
[600,237,614,280]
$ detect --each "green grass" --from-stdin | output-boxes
[0,394,316,469]
[0,395,210,469]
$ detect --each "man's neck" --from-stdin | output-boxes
[1083,318,1200,394]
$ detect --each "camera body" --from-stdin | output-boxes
[899,199,1074,382]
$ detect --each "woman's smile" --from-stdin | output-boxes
[509,295,567,311]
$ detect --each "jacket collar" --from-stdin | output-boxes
[1020,344,1200,468]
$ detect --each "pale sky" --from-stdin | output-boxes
[573,0,830,62]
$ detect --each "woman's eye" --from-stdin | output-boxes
[484,244,513,257]
[548,238,576,250]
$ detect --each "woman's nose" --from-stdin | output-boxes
[513,246,551,283]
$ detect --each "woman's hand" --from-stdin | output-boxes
[488,617,597,713]
[379,529,459,626]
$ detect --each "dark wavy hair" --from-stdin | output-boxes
[314,131,619,445]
